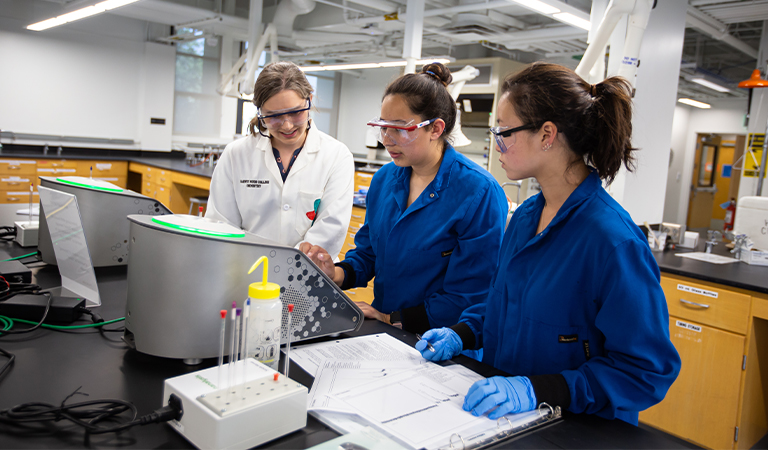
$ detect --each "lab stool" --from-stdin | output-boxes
[188,196,208,215]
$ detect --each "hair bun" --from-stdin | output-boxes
[421,63,452,87]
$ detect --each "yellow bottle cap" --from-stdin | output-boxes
[248,256,281,300]
[248,281,280,299]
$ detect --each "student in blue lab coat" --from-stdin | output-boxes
[416,62,681,425]
[301,63,508,334]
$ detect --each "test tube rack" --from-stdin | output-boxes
[163,359,307,450]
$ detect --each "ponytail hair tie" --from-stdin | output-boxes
[423,70,448,86]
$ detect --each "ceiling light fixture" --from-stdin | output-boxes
[27,0,141,31]
[510,0,591,31]
[300,58,451,72]
[511,0,560,15]
[678,98,711,109]
[552,12,591,31]
[691,77,730,93]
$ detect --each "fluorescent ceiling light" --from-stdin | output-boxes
[553,12,590,30]
[511,0,560,15]
[691,77,730,93]
[678,98,711,109]
[300,58,452,72]
[27,0,140,31]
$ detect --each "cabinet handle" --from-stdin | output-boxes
[7,197,19,201]
[8,182,19,186]
[8,166,19,170]
[679,298,710,309]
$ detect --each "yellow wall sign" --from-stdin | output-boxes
[743,133,766,178]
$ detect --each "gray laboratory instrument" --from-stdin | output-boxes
[37,176,171,267]
[123,214,364,363]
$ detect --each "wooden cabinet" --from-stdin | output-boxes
[640,274,767,449]
[128,162,210,214]
[341,172,374,304]
[0,159,37,204]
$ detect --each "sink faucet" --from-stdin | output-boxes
[731,234,748,260]
[705,230,722,253]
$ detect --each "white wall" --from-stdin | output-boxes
[608,0,687,224]
[336,68,402,156]
[662,105,691,223]
[668,99,748,225]
[0,6,176,150]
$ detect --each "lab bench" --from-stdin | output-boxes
[641,243,768,450]
[0,241,697,450]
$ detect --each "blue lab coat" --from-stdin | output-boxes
[454,170,680,424]
[340,146,508,333]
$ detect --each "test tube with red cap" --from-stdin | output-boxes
[284,304,294,378]
[198,206,204,217]
[218,310,226,390]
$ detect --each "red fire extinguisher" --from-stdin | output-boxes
[724,198,736,231]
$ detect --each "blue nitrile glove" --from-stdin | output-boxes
[415,328,463,361]
[463,376,536,419]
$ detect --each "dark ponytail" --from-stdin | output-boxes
[501,62,636,184]
[382,62,456,147]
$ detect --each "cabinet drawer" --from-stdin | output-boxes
[661,275,750,334]
[0,177,33,190]
[155,185,171,206]
[0,190,39,204]
[144,167,171,187]
[354,172,374,191]
[143,181,155,197]
[347,222,362,235]
[37,159,78,170]
[350,206,366,224]
[0,160,36,175]
[37,167,77,177]
[77,161,128,177]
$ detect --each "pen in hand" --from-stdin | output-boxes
[415,333,436,353]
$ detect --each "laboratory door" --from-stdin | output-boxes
[687,135,722,228]
[686,134,745,230]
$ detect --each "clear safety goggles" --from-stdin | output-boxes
[367,117,438,146]
[490,123,539,153]
[258,99,311,129]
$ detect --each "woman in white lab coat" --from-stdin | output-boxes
[206,61,354,259]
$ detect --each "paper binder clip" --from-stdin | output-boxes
[449,432,466,449]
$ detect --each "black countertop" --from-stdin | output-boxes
[653,237,768,294]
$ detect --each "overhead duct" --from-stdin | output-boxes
[219,0,318,97]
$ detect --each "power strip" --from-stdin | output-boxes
[163,359,307,450]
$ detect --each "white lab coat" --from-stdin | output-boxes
[206,126,354,259]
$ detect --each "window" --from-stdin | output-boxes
[236,71,338,137]
[173,28,222,137]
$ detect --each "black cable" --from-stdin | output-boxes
[0,347,14,380]
[0,226,16,241]
[0,388,183,437]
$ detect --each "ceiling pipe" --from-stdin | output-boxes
[685,7,758,59]
[344,0,518,25]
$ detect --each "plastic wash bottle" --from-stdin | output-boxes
[246,256,282,370]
